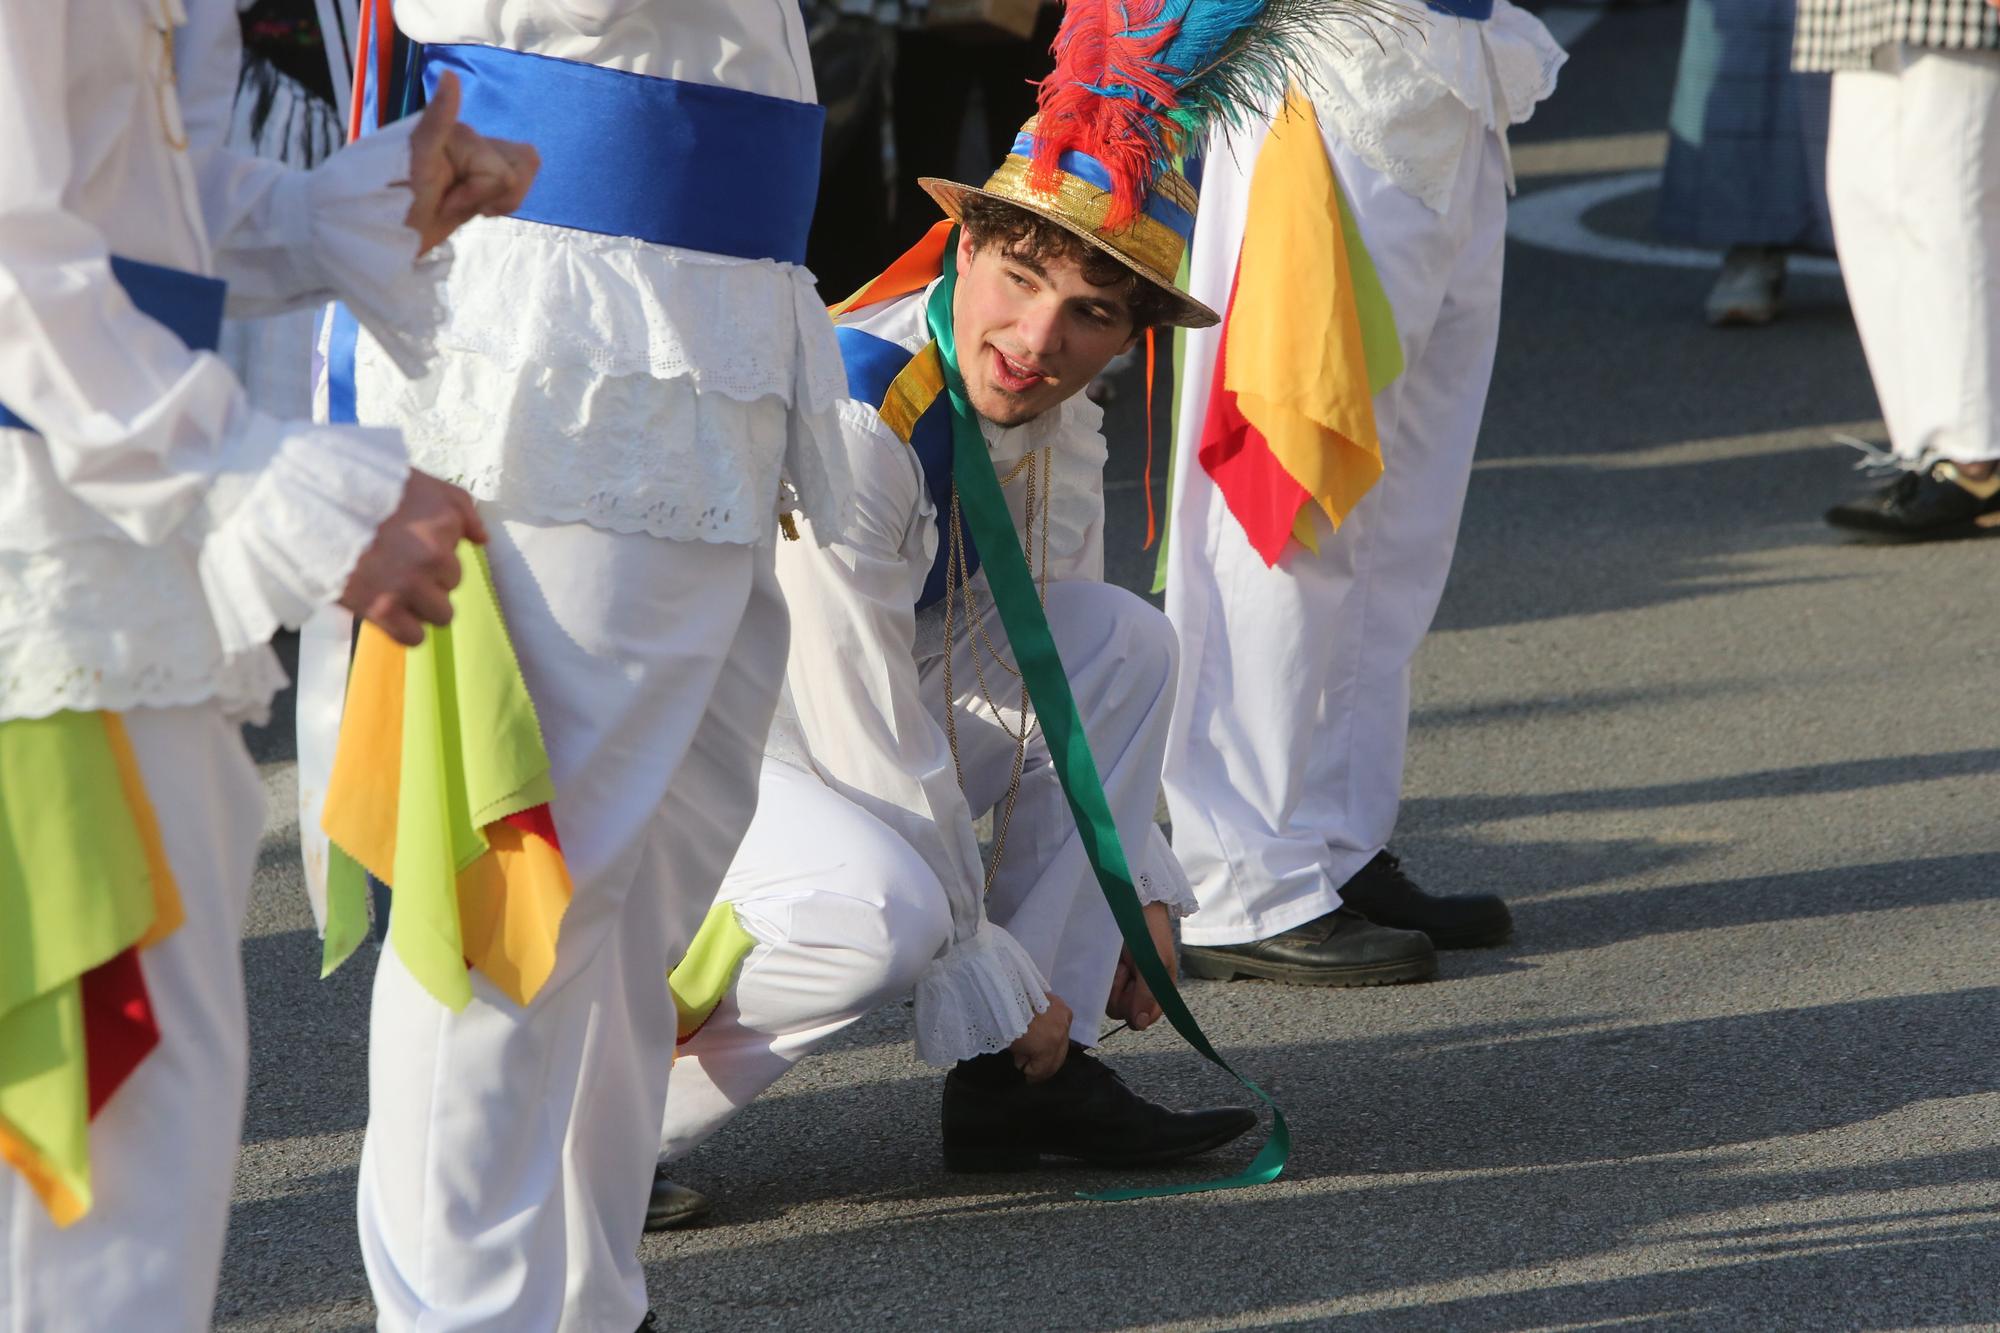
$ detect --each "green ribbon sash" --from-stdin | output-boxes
[926,234,1289,1201]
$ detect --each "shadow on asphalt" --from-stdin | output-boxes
[1405,749,2000,827]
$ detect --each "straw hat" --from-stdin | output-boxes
[919,117,1218,329]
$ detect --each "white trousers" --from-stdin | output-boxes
[660,579,1174,1158]
[1,705,264,1333]
[659,759,951,1161]
[352,510,787,1333]
[1827,46,2000,465]
[1164,117,1509,947]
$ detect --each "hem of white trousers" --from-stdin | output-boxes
[1180,883,1345,948]
[1180,841,1386,947]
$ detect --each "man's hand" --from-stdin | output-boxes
[1105,901,1176,1032]
[402,71,540,255]
[1009,993,1074,1083]
[340,471,488,646]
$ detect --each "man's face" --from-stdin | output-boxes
[952,227,1141,428]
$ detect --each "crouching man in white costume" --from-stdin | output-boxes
[645,132,1263,1224]
[0,6,532,1329]
[309,2,854,1328]
[1164,0,1565,986]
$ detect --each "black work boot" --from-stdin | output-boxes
[1825,462,2000,542]
[1336,850,1513,950]
[1181,906,1437,986]
[643,1167,713,1232]
[941,1044,1256,1172]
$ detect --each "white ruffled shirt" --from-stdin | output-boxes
[0,0,446,725]
[353,0,853,545]
[1307,0,1567,214]
[769,285,1195,1066]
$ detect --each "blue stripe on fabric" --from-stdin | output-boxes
[0,257,227,433]
[1005,135,1196,242]
[326,303,361,426]
[1427,0,1494,18]
[422,43,826,265]
[835,326,977,610]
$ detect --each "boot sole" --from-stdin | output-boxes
[1415,922,1513,951]
[1825,517,1998,544]
[1179,947,1438,988]
[943,1119,1255,1174]
[643,1192,714,1233]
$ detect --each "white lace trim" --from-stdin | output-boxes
[1305,0,1566,213]
[911,918,1051,1066]
[422,216,848,401]
[357,340,796,542]
[1136,824,1201,920]
[0,538,289,725]
[352,213,855,544]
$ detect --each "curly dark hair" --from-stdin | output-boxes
[955,193,1178,332]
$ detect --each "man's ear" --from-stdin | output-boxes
[956,225,978,271]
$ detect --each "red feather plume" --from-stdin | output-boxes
[1030,0,1189,230]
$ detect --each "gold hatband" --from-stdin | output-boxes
[978,154,1187,281]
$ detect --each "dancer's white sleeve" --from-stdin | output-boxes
[779,400,1050,1064]
[0,7,410,653]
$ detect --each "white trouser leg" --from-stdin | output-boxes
[358,511,785,1333]
[1166,118,1508,947]
[659,760,951,1161]
[933,581,1178,1047]
[1828,47,2000,465]
[2,705,263,1333]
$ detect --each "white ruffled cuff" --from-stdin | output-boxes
[1136,825,1201,920]
[911,919,1052,1067]
[304,117,452,379]
[198,417,410,655]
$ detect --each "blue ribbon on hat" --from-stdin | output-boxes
[1006,133,1197,243]
[1427,0,1494,18]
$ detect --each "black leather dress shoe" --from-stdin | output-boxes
[636,1314,658,1332]
[643,1167,713,1232]
[1336,850,1512,950]
[942,1045,1256,1172]
[1181,905,1437,986]
[1826,463,2000,542]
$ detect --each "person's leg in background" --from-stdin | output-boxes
[1824,46,2000,541]
[2,706,263,1333]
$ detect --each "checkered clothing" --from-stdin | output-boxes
[1795,0,2000,70]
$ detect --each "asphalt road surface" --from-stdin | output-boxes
[221,5,2000,1327]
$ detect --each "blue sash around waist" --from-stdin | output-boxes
[0,256,227,434]
[836,326,977,612]
[1427,0,1494,18]
[421,43,826,266]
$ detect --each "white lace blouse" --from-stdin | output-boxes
[0,0,444,724]
[767,286,1195,1066]
[352,0,853,546]
[1309,0,1567,214]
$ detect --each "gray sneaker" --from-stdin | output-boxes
[1705,245,1786,327]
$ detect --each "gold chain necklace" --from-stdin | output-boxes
[154,0,190,152]
[940,444,1052,895]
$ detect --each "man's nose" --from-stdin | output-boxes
[1015,299,1063,358]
